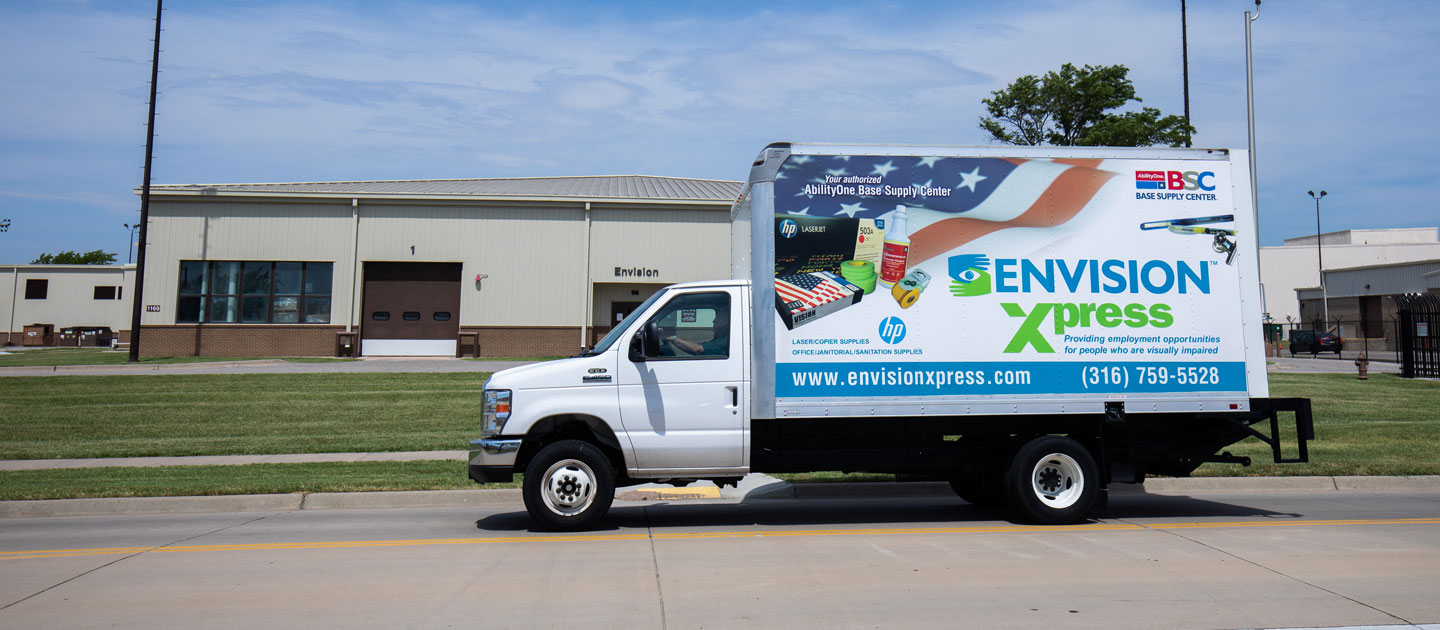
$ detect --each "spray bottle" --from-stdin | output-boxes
[878,204,910,288]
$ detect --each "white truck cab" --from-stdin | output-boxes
[471,279,751,530]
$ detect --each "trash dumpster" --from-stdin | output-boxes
[22,324,54,347]
[58,326,115,347]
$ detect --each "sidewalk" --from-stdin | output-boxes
[3,473,1438,519]
[1,354,1402,377]
[0,450,469,471]
[0,356,536,377]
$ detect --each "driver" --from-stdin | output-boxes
[666,309,729,357]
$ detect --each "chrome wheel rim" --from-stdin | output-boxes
[541,458,596,517]
[1030,452,1084,509]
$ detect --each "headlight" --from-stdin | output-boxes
[482,389,512,436]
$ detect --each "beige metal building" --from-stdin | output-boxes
[3,264,135,347]
[132,175,743,357]
[1258,228,1440,324]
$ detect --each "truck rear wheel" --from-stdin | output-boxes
[1005,435,1099,525]
[522,440,615,532]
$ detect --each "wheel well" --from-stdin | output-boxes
[516,414,625,475]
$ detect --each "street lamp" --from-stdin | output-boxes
[1245,1,1261,251]
[123,223,140,264]
[1307,190,1328,331]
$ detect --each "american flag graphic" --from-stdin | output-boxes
[775,271,863,329]
[774,155,1118,265]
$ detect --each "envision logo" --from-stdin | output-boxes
[948,253,993,297]
[878,316,907,344]
[947,253,1211,296]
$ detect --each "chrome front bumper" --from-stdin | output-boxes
[468,438,522,483]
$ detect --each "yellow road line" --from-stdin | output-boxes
[4,517,1438,561]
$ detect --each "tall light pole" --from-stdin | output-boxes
[1308,190,1328,331]
[123,223,139,264]
[1181,0,1192,147]
[1245,0,1261,241]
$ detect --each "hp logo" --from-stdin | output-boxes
[878,316,906,344]
[779,219,798,239]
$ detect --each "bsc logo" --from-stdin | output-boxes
[878,316,907,344]
[779,219,798,239]
[1135,170,1216,192]
[948,253,993,298]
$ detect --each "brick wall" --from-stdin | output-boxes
[136,325,583,357]
[469,327,582,357]
[139,325,343,357]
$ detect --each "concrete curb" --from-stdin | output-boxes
[0,451,469,471]
[4,475,1439,519]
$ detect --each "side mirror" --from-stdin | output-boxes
[628,331,646,362]
[642,321,662,356]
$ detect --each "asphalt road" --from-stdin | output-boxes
[2,489,1437,629]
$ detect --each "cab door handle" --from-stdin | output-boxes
[726,385,738,407]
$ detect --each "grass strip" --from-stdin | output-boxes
[0,461,517,501]
[1,371,1437,501]
[0,372,490,459]
[1195,372,1440,476]
[0,348,358,367]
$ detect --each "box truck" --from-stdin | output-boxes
[469,143,1313,530]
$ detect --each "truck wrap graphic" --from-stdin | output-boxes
[770,152,1247,398]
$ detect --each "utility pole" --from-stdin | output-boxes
[1181,0,1191,147]
[128,0,162,362]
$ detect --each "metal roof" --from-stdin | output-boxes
[146,175,743,204]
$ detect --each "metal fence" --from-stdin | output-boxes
[1394,294,1440,378]
[1265,319,1404,363]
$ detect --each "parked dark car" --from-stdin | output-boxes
[1288,329,1342,356]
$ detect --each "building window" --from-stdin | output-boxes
[94,286,121,300]
[177,261,333,324]
[24,279,48,299]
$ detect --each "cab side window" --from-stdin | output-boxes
[645,292,730,360]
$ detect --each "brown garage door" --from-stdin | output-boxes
[360,262,462,356]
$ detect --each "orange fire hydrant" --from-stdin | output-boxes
[1354,353,1369,380]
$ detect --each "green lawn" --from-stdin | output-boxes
[1195,373,1440,476]
[0,461,514,501]
[0,372,490,459]
[0,348,356,367]
[1,370,1436,501]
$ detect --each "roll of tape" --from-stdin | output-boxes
[840,260,877,294]
[898,288,920,309]
[851,273,877,295]
[891,281,908,302]
[840,260,875,279]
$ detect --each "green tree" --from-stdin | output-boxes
[979,63,1194,147]
[30,249,118,265]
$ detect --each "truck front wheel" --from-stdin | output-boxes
[522,440,616,531]
[1005,435,1099,525]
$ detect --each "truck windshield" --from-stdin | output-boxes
[583,288,667,356]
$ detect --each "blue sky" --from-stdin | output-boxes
[2,0,1436,264]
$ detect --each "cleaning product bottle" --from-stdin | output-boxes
[878,204,909,288]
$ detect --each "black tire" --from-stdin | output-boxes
[1004,435,1100,525]
[948,478,1005,507]
[522,440,616,532]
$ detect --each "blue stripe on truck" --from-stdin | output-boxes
[776,361,1247,397]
